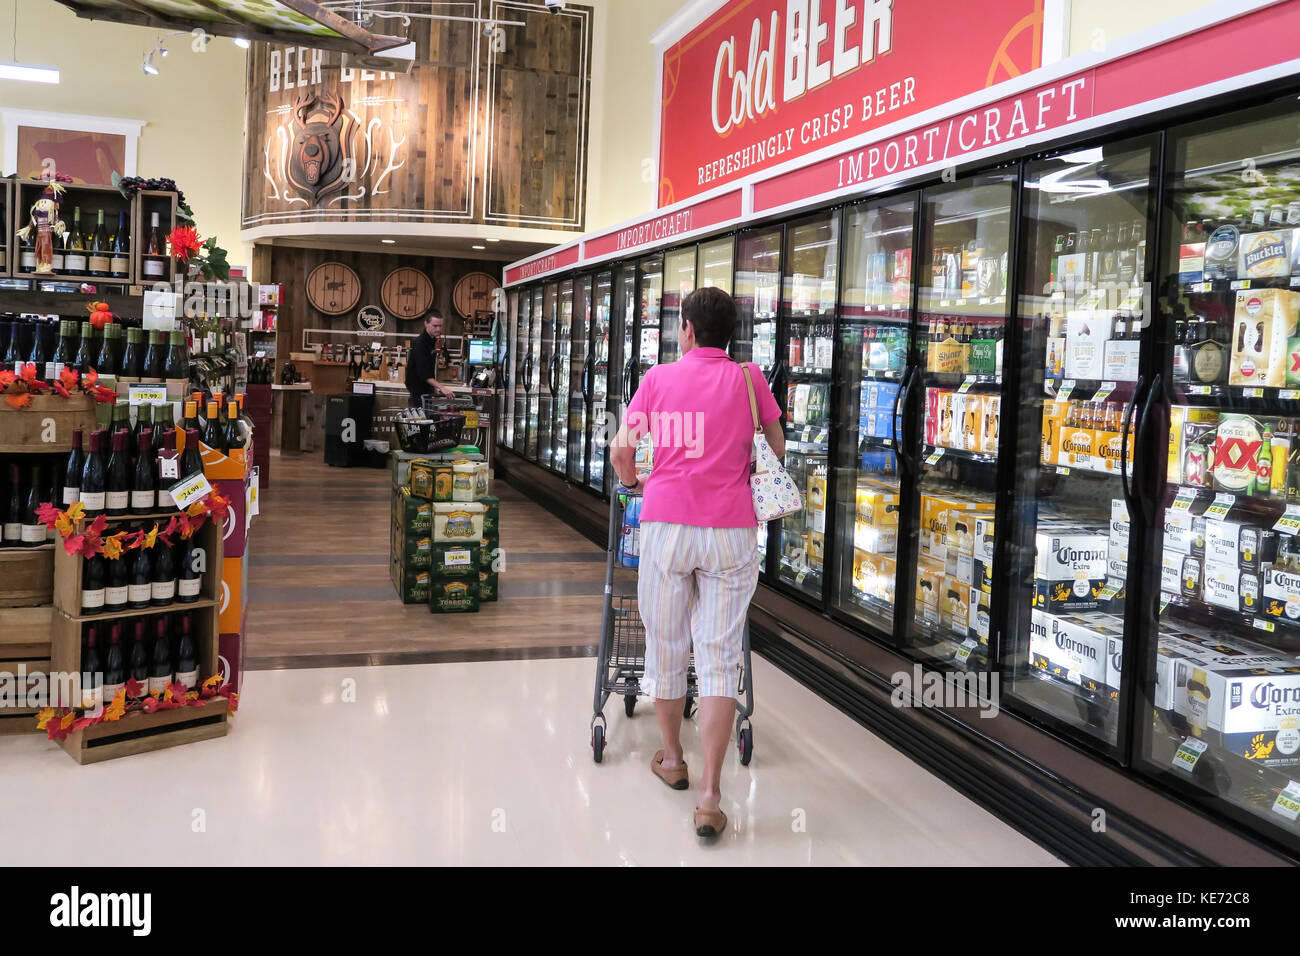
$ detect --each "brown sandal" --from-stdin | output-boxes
[694,806,727,837]
[651,750,689,790]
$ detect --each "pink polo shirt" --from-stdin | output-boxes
[626,347,783,528]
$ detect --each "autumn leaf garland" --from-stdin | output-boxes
[36,674,239,742]
[1,362,118,409]
[36,492,232,561]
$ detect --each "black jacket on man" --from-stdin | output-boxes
[406,329,442,404]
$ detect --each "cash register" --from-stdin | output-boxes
[466,336,497,389]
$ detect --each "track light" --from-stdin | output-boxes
[141,51,159,75]
[233,37,250,49]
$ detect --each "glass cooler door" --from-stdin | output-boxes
[699,236,735,294]
[661,245,696,363]
[902,172,1015,670]
[588,271,613,494]
[1138,99,1300,851]
[526,287,544,460]
[506,288,524,452]
[552,280,573,474]
[635,255,664,394]
[568,276,590,483]
[1004,137,1158,752]
[616,263,637,412]
[831,193,917,636]
[536,283,557,468]
[775,211,839,601]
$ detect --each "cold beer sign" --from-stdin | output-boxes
[657,0,1043,206]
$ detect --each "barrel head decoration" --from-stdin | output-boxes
[381,266,435,320]
[306,261,362,315]
[287,91,357,204]
[452,272,501,319]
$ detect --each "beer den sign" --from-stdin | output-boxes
[657,0,1044,206]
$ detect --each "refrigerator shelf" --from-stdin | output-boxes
[789,365,833,376]
[1180,276,1300,295]
[1178,384,1300,405]
[1158,591,1300,651]
[922,444,998,466]
[1047,463,1123,480]
[857,368,905,381]
[924,372,1002,389]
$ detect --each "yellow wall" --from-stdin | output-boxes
[0,0,249,267]
[1067,0,1220,56]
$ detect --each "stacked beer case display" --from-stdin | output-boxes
[1136,100,1300,844]
[1004,136,1158,751]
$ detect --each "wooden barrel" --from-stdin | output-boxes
[452,271,501,319]
[381,266,435,320]
[306,261,361,315]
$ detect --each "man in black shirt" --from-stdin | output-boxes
[406,308,457,407]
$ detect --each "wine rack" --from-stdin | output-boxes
[12,181,134,286]
[0,393,99,455]
[133,189,180,287]
[48,516,227,763]
[0,178,12,280]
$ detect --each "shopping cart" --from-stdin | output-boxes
[393,396,469,453]
[590,486,756,766]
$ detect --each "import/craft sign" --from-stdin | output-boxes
[657,0,1043,206]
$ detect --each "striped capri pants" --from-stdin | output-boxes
[637,521,760,701]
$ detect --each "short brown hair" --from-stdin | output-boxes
[681,286,736,349]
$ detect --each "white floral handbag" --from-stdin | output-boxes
[741,364,803,522]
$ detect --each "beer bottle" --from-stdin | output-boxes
[1090,228,1103,285]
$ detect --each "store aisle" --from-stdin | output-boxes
[0,655,1059,866]
[246,454,617,664]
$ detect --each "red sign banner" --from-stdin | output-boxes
[752,0,1300,213]
[657,0,1043,207]
[582,189,744,261]
[504,244,582,285]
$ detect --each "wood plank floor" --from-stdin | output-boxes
[245,453,626,665]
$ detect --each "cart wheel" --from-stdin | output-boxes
[624,695,636,718]
[737,726,754,766]
[592,724,605,763]
[683,698,695,719]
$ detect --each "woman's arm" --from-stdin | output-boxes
[762,419,785,459]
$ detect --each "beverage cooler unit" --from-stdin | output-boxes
[496,83,1300,862]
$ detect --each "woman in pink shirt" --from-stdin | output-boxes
[611,286,784,839]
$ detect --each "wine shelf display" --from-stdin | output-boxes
[0,544,54,608]
[0,605,53,736]
[0,393,99,455]
[49,604,227,764]
[4,180,181,286]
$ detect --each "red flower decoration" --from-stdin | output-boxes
[167,225,202,264]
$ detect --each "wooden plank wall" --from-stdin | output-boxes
[242,1,592,232]
[268,246,502,375]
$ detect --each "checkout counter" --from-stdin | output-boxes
[273,331,498,470]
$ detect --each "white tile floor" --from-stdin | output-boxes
[0,656,1061,866]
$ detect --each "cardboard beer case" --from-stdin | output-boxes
[429,578,480,613]
[1229,289,1300,388]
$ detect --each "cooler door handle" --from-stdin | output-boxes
[622,359,634,404]
[1134,373,1163,526]
[892,365,914,478]
[1119,374,1146,508]
[582,353,593,405]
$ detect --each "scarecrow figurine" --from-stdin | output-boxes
[16,180,67,275]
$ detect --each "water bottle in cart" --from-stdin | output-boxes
[620,493,641,568]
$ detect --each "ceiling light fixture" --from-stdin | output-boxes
[141,51,159,75]
[381,239,396,244]
[485,238,500,243]
[233,37,251,49]
[472,245,486,250]
[0,61,59,84]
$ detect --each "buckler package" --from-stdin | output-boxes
[1229,289,1300,387]
[1237,227,1292,279]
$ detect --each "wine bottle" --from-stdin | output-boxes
[20,465,45,546]
[65,207,88,274]
[19,227,37,273]
[176,539,202,603]
[142,330,165,381]
[164,330,187,379]
[105,429,130,516]
[120,327,145,379]
[2,465,20,544]
[225,401,245,451]
[103,624,126,704]
[62,428,85,507]
[148,616,172,696]
[4,319,24,372]
[202,400,226,453]
[128,620,149,701]
[81,554,106,614]
[73,321,95,374]
[27,320,48,383]
[143,212,167,281]
[89,209,110,278]
[95,323,119,377]
[157,427,178,510]
[180,427,204,481]
[131,428,156,514]
[105,552,129,613]
[110,211,130,279]
[174,613,198,690]
[81,625,103,711]
[151,532,175,607]
[127,537,153,610]
[47,319,75,381]
[80,429,107,516]
[184,398,200,434]
[133,402,153,452]
[111,403,132,470]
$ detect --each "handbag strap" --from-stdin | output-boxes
[740,363,762,435]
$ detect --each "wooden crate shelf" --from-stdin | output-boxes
[133,189,179,287]
[0,604,54,658]
[0,393,98,454]
[11,180,136,285]
[0,545,55,608]
[62,695,229,764]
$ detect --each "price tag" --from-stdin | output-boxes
[795,568,809,585]
[958,376,976,393]
[1274,506,1300,535]
[1283,390,1300,400]
[352,381,374,395]
[1254,618,1276,633]
[1056,466,1071,476]
[1272,781,1300,822]
[168,471,214,511]
[978,297,991,305]
[1188,384,1212,395]
[248,467,260,519]
[1171,489,1197,510]
[1291,275,1300,288]
[1057,380,1076,402]
[1231,279,1251,290]
[1206,494,1235,518]
[1193,281,1212,293]
[1159,594,1172,614]
[956,298,967,307]
[128,384,168,407]
[157,450,180,481]
[1093,381,1116,403]
[925,447,945,466]
[1098,581,1122,601]
[939,300,951,308]
[954,639,977,665]
[1243,387,1264,398]
[1172,736,1208,772]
